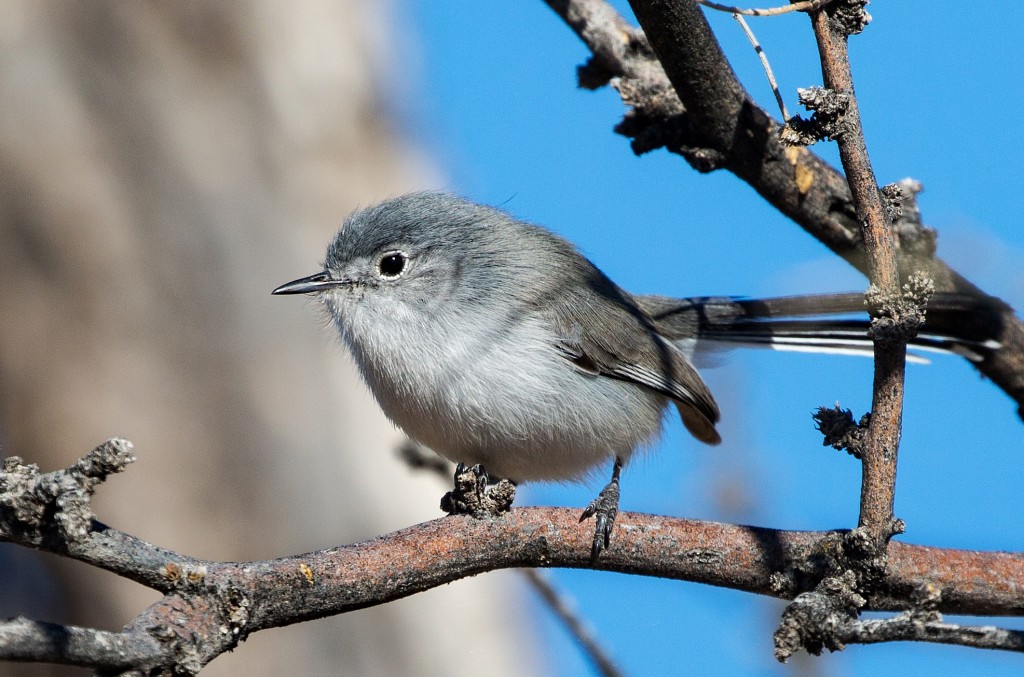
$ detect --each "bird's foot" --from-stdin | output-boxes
[579,458,623,560]
[440,463,516,518]
[579,476,620,561]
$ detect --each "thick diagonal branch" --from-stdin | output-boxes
[545,0,1024,417]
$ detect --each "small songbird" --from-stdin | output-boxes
[274,192,997,556]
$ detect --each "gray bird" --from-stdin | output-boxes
[274,192,997,557]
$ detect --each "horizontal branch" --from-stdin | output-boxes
[221,509,1024,620]
[6,447,1023,625]
[696,0,832,18]
[775,580,1024,660]
[843,615,1024,652]
[6,504,1024,670]
[0,617,163,670]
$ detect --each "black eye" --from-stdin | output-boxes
[377,251,407,278]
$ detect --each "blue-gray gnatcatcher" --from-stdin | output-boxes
[274,192,995,556]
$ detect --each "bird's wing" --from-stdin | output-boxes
[548,282,721,446]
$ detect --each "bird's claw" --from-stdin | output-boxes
[580,476,620,561]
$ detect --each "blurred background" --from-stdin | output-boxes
[1,2,1021,676]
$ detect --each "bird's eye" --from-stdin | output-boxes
[377,251,407,279]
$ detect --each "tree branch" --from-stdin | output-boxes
[4,446,1024,671]
[808,1,904,548]
[1,443,212,592]
[697,0,833,18]
[0,618,163,671]
[543,0,1024,418]
[5,510,1024,671]
[774,579,1024,660]
[835,617,1024,653]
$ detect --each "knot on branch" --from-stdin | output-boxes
[774,525,898,661]
[613,79,725,172]
[879,182,905,224]
[219,586,253,646]
[440,463,515,519]
[881,179,938,259]
[132,587,251,674]
[780,87,850,146]
[774,570,864,661]
[162,562,210,590]
[146,622,203,676]
[577,56,615,90]
[771,526,892,603]
[813,405,869,459]
[910,581,943,618]
[0,438,134,547]
[866,273,935,344]
[576,29,655,90]
[843,524,902,571]
[825,0,872,37]
[771,525,901,658]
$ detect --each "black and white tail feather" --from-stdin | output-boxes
[636,292,1002,365]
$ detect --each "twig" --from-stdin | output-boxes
[1,446,212,591]
[732,12,789,119]
[0,618,163,670]
[398,441,620,675]
[698,0,833,17]
[521,569,622,677]
[808,3,903,549]
[841,616,1024,652]
[775,582,1024,660]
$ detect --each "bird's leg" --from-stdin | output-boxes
[579,457,622,560]
[440,462,516,518]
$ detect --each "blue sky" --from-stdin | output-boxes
[400,3,1024,675]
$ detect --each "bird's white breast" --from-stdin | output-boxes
[336,297,666,481]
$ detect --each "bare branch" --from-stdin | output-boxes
[775,582,1024,660]
[8,502,1024,672]
[698,0,833,17]
[0,617,163,672]
[1,443,220,592]
[1,439,135,547]
[17,499,1024,618]
[732,12,790,120]
[837,617,1024,653]
[4,443,1024,671]
[808,1,904,548]
[9,509,1024,672]
[543,0,1024,417]
[521,569,623,677]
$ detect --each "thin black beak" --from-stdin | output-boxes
[272,270,347,295]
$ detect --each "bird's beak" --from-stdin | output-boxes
[272,270,348,295]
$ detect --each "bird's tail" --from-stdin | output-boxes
[638,292,1003,363]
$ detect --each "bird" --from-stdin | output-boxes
[273,192,999,557]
